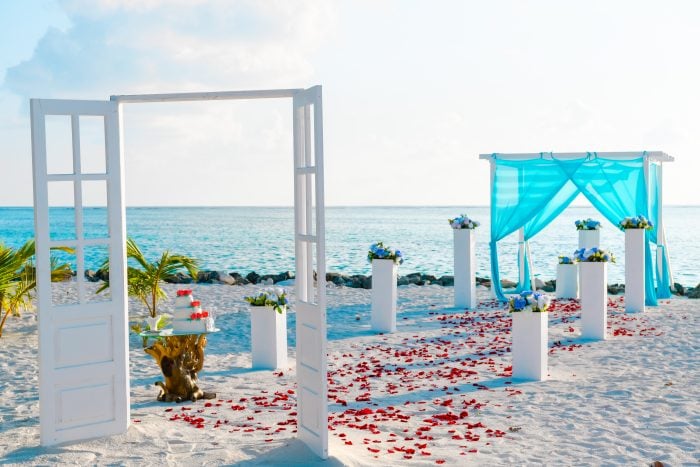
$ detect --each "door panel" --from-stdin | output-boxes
[293,86,328,459]
[31,98,129,446]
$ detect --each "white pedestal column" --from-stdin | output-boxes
[512,311,548,381]
[371,259,398,333]
[578,229,600,250]
[625,228,645,313]
[250,306,288,369]
[555,263,578,299]
[580,262,608,340]
[453,229,476,309]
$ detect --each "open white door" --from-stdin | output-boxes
[293,86,328,459]
[30,99,129,446]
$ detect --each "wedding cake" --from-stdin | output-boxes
[172,289,215,333]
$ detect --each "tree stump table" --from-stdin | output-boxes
[140,329,219,402]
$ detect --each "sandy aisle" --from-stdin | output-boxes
[0,283,697,465]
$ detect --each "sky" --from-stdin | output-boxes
[1,0,699,207]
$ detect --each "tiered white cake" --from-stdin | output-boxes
[172,289,215,333]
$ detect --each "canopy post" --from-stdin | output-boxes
[517,162,526,291]
[657,163,675,287]
[644,158,651,216]
[656,162,663,281]
[526,241,537,291]
[489,159,497,298]
[518,228,525,289]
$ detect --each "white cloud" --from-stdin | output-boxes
[4,0,337,97]
[2,0,700,208]
[1,0,337,206]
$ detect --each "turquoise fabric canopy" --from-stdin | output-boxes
[485,152,673,305]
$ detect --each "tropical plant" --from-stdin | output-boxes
[97,237,198,319]
[0,240,73,338]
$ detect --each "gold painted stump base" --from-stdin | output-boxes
[144,334,216,403]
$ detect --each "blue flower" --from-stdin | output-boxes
[395,250,402,257]
[521,290,533,297]
[514,297,527,310]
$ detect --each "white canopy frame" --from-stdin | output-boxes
[31,87,329,458]
[479,151,675,294]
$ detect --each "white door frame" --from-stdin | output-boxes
[292,87,328,458]
[31,87,329,458]
[30,98,130,445]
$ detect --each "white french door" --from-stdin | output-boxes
[30,99,129,446]
[293,86,328,459]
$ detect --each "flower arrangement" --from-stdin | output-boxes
[189,310,210,320]
[367,242,403,264]
[508,290,551,313]
[619,215,653,230]
[574,247,615,263]
[449,214,480,229]
[575,218,602,230]
[145,315,169,331]
[558,255,575,265]
[245,287,288,314]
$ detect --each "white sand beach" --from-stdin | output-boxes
[0,283,698,466]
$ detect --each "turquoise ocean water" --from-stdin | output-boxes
[1,206,698,286]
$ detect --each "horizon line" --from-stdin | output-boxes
[1,204,700,208]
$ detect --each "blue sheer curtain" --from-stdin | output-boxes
[489,154,667,305]
[650,163,672,298]
[489,157,573,300]
[519,180,581,289]
[555,156,657,306]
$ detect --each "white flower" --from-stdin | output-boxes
[275,287,284,297]
[527,296,536,305]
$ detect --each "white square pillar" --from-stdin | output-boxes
[250,306,288,369]
[625,228,645,313]
[453,229,476,309]
[580,262,608,340]
[371,259,397,333]
[578,229,600,250]
[555,263,578,299]
[512,311,548,381]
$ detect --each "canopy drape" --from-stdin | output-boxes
[650,164,672,298]
[488,153,672,305]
